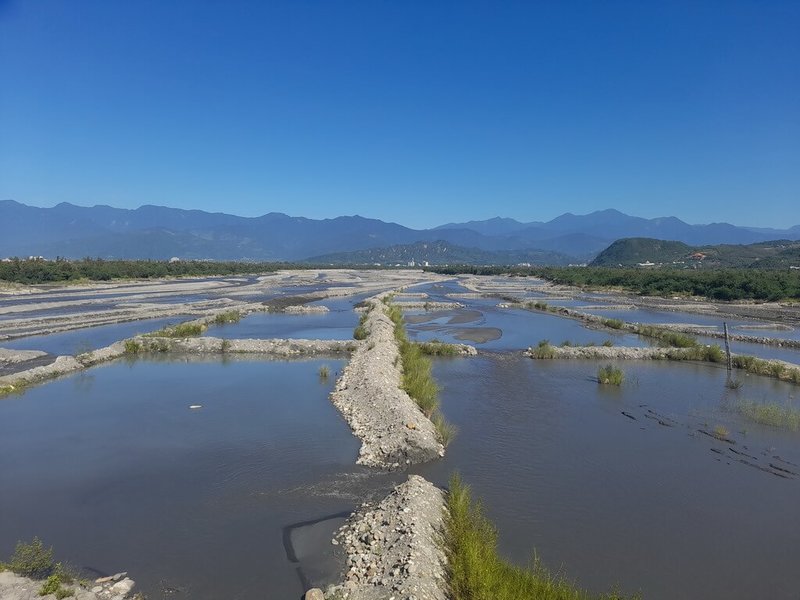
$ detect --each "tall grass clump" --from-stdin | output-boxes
[635,325,697,348]
[386,299,456,445]
[602,318,625,330]
[445,474,634,600]
[149,321,206,337]
[732,400,800,431]
[213,310,241,325]
[597,364,624,385]
[530,340,557,359]
[732,355,800,383]
[432,412,458,447]
[353,312,370,340]
[416,340,462,356]
[123,339,142,354]
[318,365,330,379]
[399,340,440,417]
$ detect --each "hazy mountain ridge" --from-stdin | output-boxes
[2,200,799,263]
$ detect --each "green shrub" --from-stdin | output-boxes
[602,318,624,330]
[353,313,369,340]
[166,322,205,337]
[416,340,461,356]
[318,365,330,379]
[10,538,54,579]
[213,310,241,325]
[39,574,73,597]
[123,339,142,355]
[530,340,556,359]
[597,365,624,385]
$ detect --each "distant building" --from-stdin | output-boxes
[637,261,656,267]
[407,260,415,267]
[422,261,429,267]
[169,257,181,263]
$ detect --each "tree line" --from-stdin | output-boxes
[0,258,287,284]
[425,265,800,301]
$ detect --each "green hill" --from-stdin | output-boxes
[591,238,800,269]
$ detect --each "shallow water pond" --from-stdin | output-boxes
[2,316,193,356]
[205,309,359,341]
[413,355,800,600]
[0,356,367,600]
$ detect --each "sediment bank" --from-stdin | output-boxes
[393,301,463,311]
[0,337,358,396]
[525,343,800,383]
[329,297,444,469]
[322,475,447,600]
[0,571,136,600]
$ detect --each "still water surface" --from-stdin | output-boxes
[413,355,800,600]
[0,357,371,600]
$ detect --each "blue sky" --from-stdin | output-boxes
[1,1,798,229]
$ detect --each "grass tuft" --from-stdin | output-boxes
[712,424,731,440]
[416,340,462,356]
[213,310,241,325]
[602,318,625,330]
[445,473,635,600]
[597,365,624,385]
[353,312,369,340]
[530,340,557,359]
[123,339,142,355]
[432,411,457,446]
[318,365,330,379]
[731,400,800,431]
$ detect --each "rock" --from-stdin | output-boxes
[304,588,325,600]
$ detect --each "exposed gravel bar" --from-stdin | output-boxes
[393,301,463,311]
[0,337,358,395]
[135,336,358,356]
[322,475,447,600]
[526,343,800,374]
[0,571,136,600]
[330,298,444,470]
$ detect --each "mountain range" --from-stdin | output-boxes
[2,200,799,264]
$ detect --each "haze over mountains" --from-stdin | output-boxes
[2,200,799,264]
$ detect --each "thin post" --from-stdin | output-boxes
[723,322,732,372]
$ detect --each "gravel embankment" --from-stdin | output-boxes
[0,571,135,600]
[0,337,358,395]
[330,298,444,469]
[322,475,447,600]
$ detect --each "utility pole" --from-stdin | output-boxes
[723,322,732,372]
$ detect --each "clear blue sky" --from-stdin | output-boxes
[1,1,798,229]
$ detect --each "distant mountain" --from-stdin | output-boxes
[591,238,800,269]
[433,217,531,236]
[306,240,576,266]
[2,200,799,262]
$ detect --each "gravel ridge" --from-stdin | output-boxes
[330,298,444,470]
[324,475,447,600]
